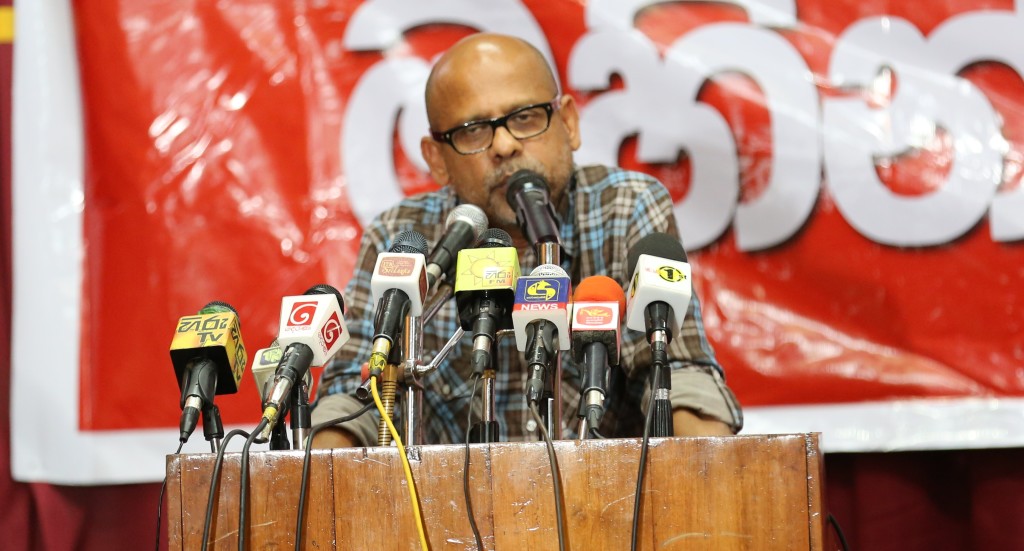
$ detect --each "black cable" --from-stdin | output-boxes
[202,428,251,551]
[463,375,484,551]
[828,512,851,551]
[155,441,185,551]
[238,418,269,551]
[294,402,377,551]
[530,403,566,551]
[629,363,659,551]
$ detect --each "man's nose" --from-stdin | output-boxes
[489,125,522,159]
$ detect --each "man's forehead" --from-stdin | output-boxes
[427,35,557,125]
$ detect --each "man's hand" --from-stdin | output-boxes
[672,408,734,437]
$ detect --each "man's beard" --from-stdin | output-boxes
[480,154,573,228]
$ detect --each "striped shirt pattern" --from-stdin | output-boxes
[316,164,723,443]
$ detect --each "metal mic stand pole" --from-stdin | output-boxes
[536,241,562,439]
[289,378,311,449]
[402,313,424,446]
[402,283,466,445]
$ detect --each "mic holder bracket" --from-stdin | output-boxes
[201,403,224,453]
[648,330,674,437]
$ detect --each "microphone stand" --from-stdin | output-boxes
[535,241,562,439]
[645,303,674,437]
[401,282,466,445]
[289,379,311,449]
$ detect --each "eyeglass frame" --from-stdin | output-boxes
[430,98,561,155]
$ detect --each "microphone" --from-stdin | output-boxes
[425,204,488,288]
[259,284,348,440]
[367,230,428,377]
[511,264,571,405]
[570,276,626,431]
[169,301,247,443]
[454,228,521,374]
[625,233,691,339]
[250,344,292,450]
[624,233,692,436]
[506,169,561,247]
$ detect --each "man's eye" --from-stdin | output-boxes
[460,124,487,137]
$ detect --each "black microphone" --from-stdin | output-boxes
[506,169,561,246]
[453,228,520,374]
[426,204,488,288]
[570,276,626,432]
[625,232,693,437]
[169,301,246,443]
[258,284,348,442]
[511,264,572,405]
[368,230,429,375]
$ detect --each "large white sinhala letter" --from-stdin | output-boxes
[823,16,1006,246]
[571,0,820,251]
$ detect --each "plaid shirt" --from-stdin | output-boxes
[316,165,724,443]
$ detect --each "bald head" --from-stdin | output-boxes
[418,32,580,240]
[425,34,558,130]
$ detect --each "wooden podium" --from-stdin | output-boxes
[166,434,829,550]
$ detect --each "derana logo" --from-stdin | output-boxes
[288,301,319,327]
[321,311,343,349]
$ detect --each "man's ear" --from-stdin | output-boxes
[558,94,582,151]
[421,136,450,186]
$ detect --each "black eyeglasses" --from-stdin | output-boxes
[431,99,560,155]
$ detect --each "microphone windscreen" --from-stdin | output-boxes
[506,169,550,203]
[626,233,688,277]
[477,228,513,248]
[390,230,429,255]
[446,204,488,238]
[304,283,345,312]
[199,300,237,317]
[573,275,626,314]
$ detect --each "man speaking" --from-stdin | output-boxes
[311,32,741,446]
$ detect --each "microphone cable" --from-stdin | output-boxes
[371,376,430,551]
[202,428,252,551]
[294,401,376,551]
[154,441,185,551]
[462,374,484,551]
[238,418,269,551]
[529,402,566,551]
[629,362,660,551]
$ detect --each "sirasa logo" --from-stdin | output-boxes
[287,301,319,327]
[379,256,416,277]
[526,279,559,301]
[320,311,344,349]
[576,306,613,326]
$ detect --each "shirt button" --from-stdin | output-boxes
[442,384,451,395]
[525,419,537,432]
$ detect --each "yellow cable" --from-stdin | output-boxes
[371,377,430,551]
